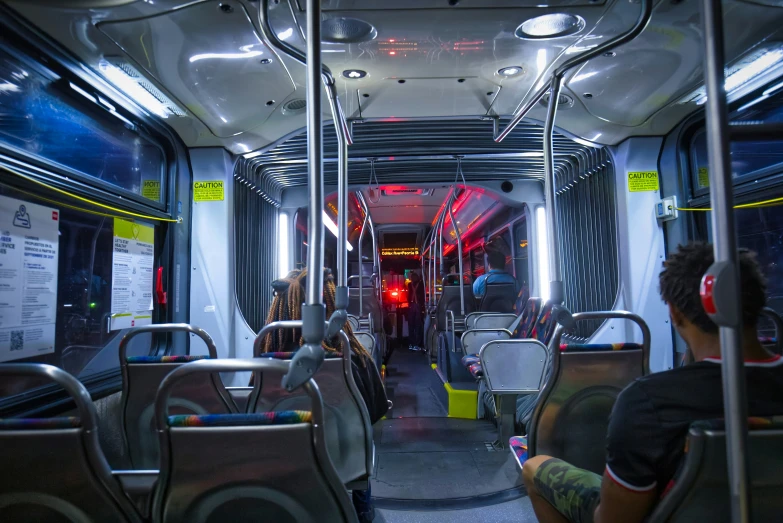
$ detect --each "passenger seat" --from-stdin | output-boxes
[0,364,143,523]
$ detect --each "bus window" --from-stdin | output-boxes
[688,90,783,321]
[0,185,160,399]
[0,43,166,204]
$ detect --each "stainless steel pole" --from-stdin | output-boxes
[304,0,324,306]
[285,0,325,391]
[700,0,750,520]
[447,194,465,315]
[543,76,564,305]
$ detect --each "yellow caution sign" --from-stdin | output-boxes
[141,180,161,201]
[698,167,710,188]
[193,181,224,202]
[628,171,660,192]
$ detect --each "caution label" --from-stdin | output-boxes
[141,180,161,201]
[628,171,660,192]
[193,181,224,202]
[698,167,710,188]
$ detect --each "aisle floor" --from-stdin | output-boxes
[383,347,447,418]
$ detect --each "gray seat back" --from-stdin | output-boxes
[528,311,651,474]
[0,364,142,523]
[354,331,379,367]
[347,287,383,333]
[152,359,357,523]
[479,283,517,313]
[250,325,373,484]
[647,420,783,523]
[120,324,236,469]
[436,279,476,331]
[480,340,548,394]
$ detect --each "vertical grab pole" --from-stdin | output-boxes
[448,193,465,315]
[543,76,564,305]
[358,206,369,316]
[699,0,750,521]
[284,0,325,391]
[324,79,349,336]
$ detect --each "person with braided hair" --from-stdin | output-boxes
[258,267,387,523]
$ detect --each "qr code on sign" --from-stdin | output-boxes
[10,330,23,352]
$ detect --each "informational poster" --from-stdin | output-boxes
[193,181,224,201]
[627,171,660,192]
[111,218,154,331]
[0,195,59,362]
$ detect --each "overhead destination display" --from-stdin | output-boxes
[381,247,419,256]
[0,195,59,362]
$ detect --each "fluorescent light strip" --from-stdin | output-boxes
[99,60,184,119]
[189,51,264,63]
[278,212,290,278]
[323,210,354,251]
[536,206,550,302]
[679,45,783,106]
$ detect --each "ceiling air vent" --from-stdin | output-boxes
[322,17,378,44]
[540,92,574,108]
[282,98,306,115]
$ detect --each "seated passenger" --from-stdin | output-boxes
[472,248,516,299]
[522,243,783,523]
[258,268,388,523]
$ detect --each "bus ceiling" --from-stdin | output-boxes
[5,0,783,155]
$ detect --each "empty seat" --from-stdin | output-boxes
[478,283,518,313]
[250,327,374,486]
[647,418,783,523]
[151,358,357,523]
[0,364,143,523]
[526,311,651,474]
[120,324,236,469]
[460,298,547,377]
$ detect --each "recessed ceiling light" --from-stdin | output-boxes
[343,69,368,79]
[516,13,586,39]
[498,66,524,77]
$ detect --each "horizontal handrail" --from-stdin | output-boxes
[119,323,218,361]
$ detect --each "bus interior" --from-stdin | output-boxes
[0,0,782,522]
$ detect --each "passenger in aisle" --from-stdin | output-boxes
[407,271,425,351]
[522,243,783,523]
[258,268,389,523]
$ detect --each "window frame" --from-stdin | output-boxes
[0,33,170,214]
[0,8,184,416]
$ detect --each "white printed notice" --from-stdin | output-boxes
[0,195,59,362]
[111,218,154,331]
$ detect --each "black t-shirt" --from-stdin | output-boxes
[605,355,783,493]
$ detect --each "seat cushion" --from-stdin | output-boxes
[462,355,480,368]
[469,363,484,379]
[126,355,211,363]
[509,435,529,468]
[168,410,313,427]
[560,343,643,352]
[0,417,82,430]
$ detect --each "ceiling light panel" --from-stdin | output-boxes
[97,0,295,138]
[516,13,586,40]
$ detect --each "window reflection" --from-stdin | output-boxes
[0,43,165,202]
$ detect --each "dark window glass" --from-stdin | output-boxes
[691,132,783,191]
[0,43,165,202]
[736,206,783,314]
